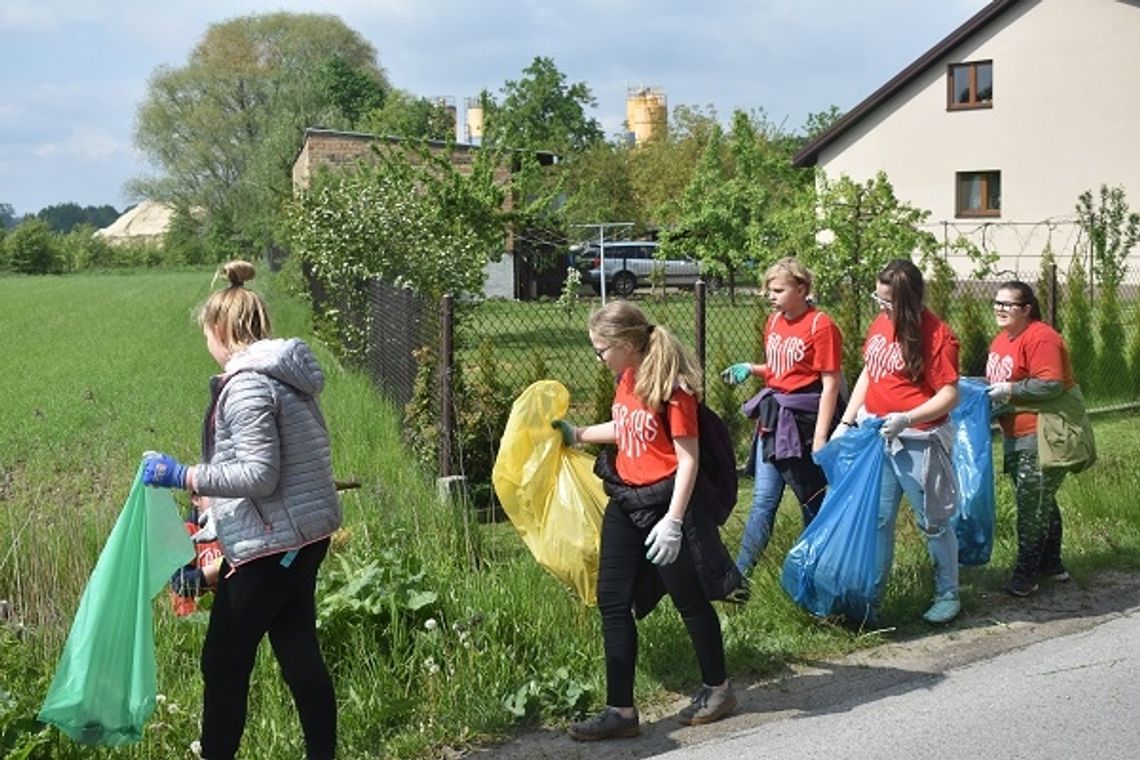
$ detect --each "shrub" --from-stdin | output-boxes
[1065,257,1097,392]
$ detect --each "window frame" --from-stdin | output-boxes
[947,60,993,111]
[955,170,1002,218]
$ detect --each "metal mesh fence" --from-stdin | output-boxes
[308,239,1140,504]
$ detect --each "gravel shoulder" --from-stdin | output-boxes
[472,569,1140,759]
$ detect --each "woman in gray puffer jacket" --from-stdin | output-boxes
[142,260,340,760]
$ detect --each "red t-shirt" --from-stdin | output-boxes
[761,307,843,392]
[986,319,1075,438]
[863,309,959,429]
[612,367,699,486]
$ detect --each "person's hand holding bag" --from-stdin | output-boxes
[987,382,1012,404]
[645,515,683,565]
[879,412,911,441]
[551,419,578,446]
[142,452,190,489]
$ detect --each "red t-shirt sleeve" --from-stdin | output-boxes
[924,318,960,390]
[1026,331,1066,381]
[813,316,843,373]
[666,387,699,438]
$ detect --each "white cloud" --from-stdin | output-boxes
[33,129,124,160]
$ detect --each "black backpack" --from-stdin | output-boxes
[662,402,739,526]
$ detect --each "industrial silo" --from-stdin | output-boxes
[464,96,484,144]
[626,86,667,145]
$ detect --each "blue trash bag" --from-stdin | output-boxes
[781,419,885,622]
[950,378,995,566]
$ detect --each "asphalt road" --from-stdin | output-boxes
[659,605,1140,760]
[478,571,1140,760]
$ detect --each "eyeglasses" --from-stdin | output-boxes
[992,300,1025,312]
[593,344,612,361]
[870,292,892,311]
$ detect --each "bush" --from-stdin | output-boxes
[1064,258,1097,392]
[956,293,991,378]
[3,219,62,274]
[1096,289,1129,400]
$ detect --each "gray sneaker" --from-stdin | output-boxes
[567,707,639,741]
[675,682,737,726]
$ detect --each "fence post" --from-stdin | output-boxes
[694,279,707,373]
[1049,259,1058,328]
[439,294,455,478]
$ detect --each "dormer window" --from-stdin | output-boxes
[948,61,993,110]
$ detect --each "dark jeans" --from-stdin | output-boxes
[201,538,335,760]
[597,503,726,708]
[1005,445,1066,578]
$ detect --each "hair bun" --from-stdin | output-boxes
[222,260,256,287]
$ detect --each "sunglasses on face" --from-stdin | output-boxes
[992,300,1025,312]
[593,344,611,361]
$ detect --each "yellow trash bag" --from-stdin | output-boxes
[492,380,606,605]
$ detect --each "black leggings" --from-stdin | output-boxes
[200,538,335,760]
[596,503,726,707]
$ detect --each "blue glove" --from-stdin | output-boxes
[719,363,753,386]
[170,566,208,598]
[143,453,189,489]
[879,412,912,441]
[645,516,683,565]
[551,419,578,446]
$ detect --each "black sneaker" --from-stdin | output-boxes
[567,707,639,741]
[724,576,751,605]
[1004,574,1039,597]
[1040,563,1070,582]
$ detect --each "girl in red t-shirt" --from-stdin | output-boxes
[840,259,961,625]
[552,300,739,740]
[720,258,843,575]
[985,280,1079,597]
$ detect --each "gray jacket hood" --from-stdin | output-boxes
[224,338,324,397]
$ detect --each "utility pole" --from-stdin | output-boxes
[573,222,634,305]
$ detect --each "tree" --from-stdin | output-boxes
[628,104,719,229]
[3,218,62,274]
[1,203,16,229]
[285,141,506,303]
[558,142,640,229]
[804,172,939,379]
[358,89,456,141]
[1076,184,1140,292]
[132,13,389,254]
[481,57,603,154]
[1064,257,1096,393]
[317,53,386,127]
[1075,184,1140,400]
[662,110,806,301]
[36,203,119,234]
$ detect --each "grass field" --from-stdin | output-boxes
[2,270,1140,758]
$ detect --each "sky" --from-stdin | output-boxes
[0,0,991,218]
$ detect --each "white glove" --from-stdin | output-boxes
[988,382,1012,404]
[830,421,854,441]
[880,412,912,440]
[193,509,217,542]
[645,516,683,566]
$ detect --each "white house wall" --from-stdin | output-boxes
[815,0,1140,280]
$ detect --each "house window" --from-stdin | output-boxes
[948,61,993,110]
[956,171,1001,217]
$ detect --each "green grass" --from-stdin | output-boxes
[2,271,1140,758]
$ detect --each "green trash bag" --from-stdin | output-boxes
[38,465,194,746]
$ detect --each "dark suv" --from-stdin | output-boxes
[576,241,700,296]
